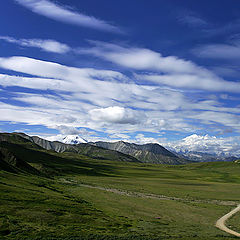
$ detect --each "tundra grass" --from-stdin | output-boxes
[227,211,240,234]
[1,151,240,239]
[70,159,240,201]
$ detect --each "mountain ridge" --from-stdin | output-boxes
[13,133,187,164]
[91,141,188,164]
[4,132,140,163]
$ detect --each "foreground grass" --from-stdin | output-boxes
[72,159,240,201]
[227,210,240,235]
[0,151,240,239]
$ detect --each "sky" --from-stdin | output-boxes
[0,0,240,156]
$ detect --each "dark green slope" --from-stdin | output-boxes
[0,133,140,177]
[0,140,103,176]
[14,132,140,163]
[0,146,41,175]
[0,148,18,173]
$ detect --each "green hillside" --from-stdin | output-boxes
[0,133,240,239]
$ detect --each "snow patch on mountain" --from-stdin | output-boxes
[46,134,87,144]
[165,134,240,158]
[62,135,87,144]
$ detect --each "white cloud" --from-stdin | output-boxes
[193,43,240,59]
[45,134,66,142]
[0,36,70,53]
[89,106,143,124]
[0,74,68,91]
[78,41,240,93]
[15,0,122,33]
[137,73,240,93]
[211,66,239,78]
[56,125,84,135]
[109,133,130,139]
[190,111,240,131]
[79,41,212,76]
[134,133,163,145]
[1,55,240,145]
[203,19,240,37]
[177,12,207,27]
[0,56,124,81]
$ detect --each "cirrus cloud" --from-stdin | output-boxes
[15,0,123,33]
[0,36,71,53]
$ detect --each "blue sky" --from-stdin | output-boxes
[1,0,240,155]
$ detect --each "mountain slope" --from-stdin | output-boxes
[1,133,140,163]
[0,147,18,173]
[64,143,140,163]
[0,133,187,165]
[92,141,188,164]
[16,133,70,152]
[0,146,41,175]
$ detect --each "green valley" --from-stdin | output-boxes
[0,133,239,239]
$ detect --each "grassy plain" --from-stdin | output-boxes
[0,147,240,239]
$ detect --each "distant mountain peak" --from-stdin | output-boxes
[61,135,87,144]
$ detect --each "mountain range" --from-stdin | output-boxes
[14,133,140,163]
[173,150,239,162]
[21,133,187,164]
[92,141,187,164]
[0,132,189,172]
[1,132,238,173]
[57,134,239,162]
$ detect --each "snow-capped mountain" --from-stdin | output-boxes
[165,134,240,162]
[61,135,87,144]
[173,150,238,162]
[46,134,87,144]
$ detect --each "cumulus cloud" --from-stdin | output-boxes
[0,36,70,53]
[56,125,83,135]
[89,106,142,124]
[15,0,122,33]
[134,133,162,145]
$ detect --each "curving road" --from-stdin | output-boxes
[61,179,240,237]
[216,205,240,237]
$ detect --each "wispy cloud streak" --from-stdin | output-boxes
[15,0,122,33]
[0,36,70,53]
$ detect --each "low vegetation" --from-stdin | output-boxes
[0,133,239,239]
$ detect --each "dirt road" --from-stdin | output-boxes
[216,205,240,237]
[60,179,236,206]
[61,179,240,237]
